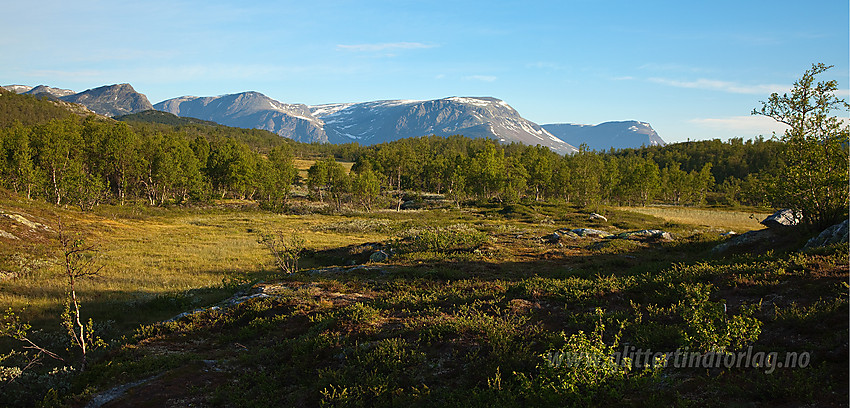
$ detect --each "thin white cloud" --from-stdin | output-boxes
[649,77,788,95]
[689,115,790,134]
[336,42,436,52]
[464,75,497,82]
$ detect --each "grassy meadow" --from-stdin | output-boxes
[0,196,847,407]
[615,206,770,233]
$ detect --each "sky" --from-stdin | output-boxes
[2,0,848,143]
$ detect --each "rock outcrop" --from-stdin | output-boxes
[760,209,802,229]
[616,229,674,240]
[804,219,849,249]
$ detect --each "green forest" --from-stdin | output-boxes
[0,91,791,212]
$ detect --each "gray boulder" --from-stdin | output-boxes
[804,219,849,249]
[369,250,390,263]
[761,209,802,228]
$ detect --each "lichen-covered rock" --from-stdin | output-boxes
[571,228,613,238]
[555,229,581,238]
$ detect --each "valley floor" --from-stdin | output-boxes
[0,197,847,407]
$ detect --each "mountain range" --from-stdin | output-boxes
[2,83,665,152]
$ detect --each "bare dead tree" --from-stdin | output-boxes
[257,231,305,275]
[57,217,105,372]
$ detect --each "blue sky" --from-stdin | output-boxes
[2,0,847,143]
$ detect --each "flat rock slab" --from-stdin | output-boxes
[571,228,613,238]
[616,229,674,240]
[712,229,779,253]
[0,210,51,231]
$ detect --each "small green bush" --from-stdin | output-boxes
[400,224,488,253]
[677,283,762,352]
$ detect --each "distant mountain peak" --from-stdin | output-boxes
[59,83,153,117]
[154,92,327,143]
[310,96,577,154]
[2,84,77,98]
[542,121,666,151]
[26,85,76,98]
[2,84,34,93]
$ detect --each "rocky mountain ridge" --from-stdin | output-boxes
[2,84,76,98]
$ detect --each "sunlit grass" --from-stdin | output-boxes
[616,206,770,232]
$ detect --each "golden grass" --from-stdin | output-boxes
[0,206,389,325]
[615,206,770,232]
[0,198,768,329]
